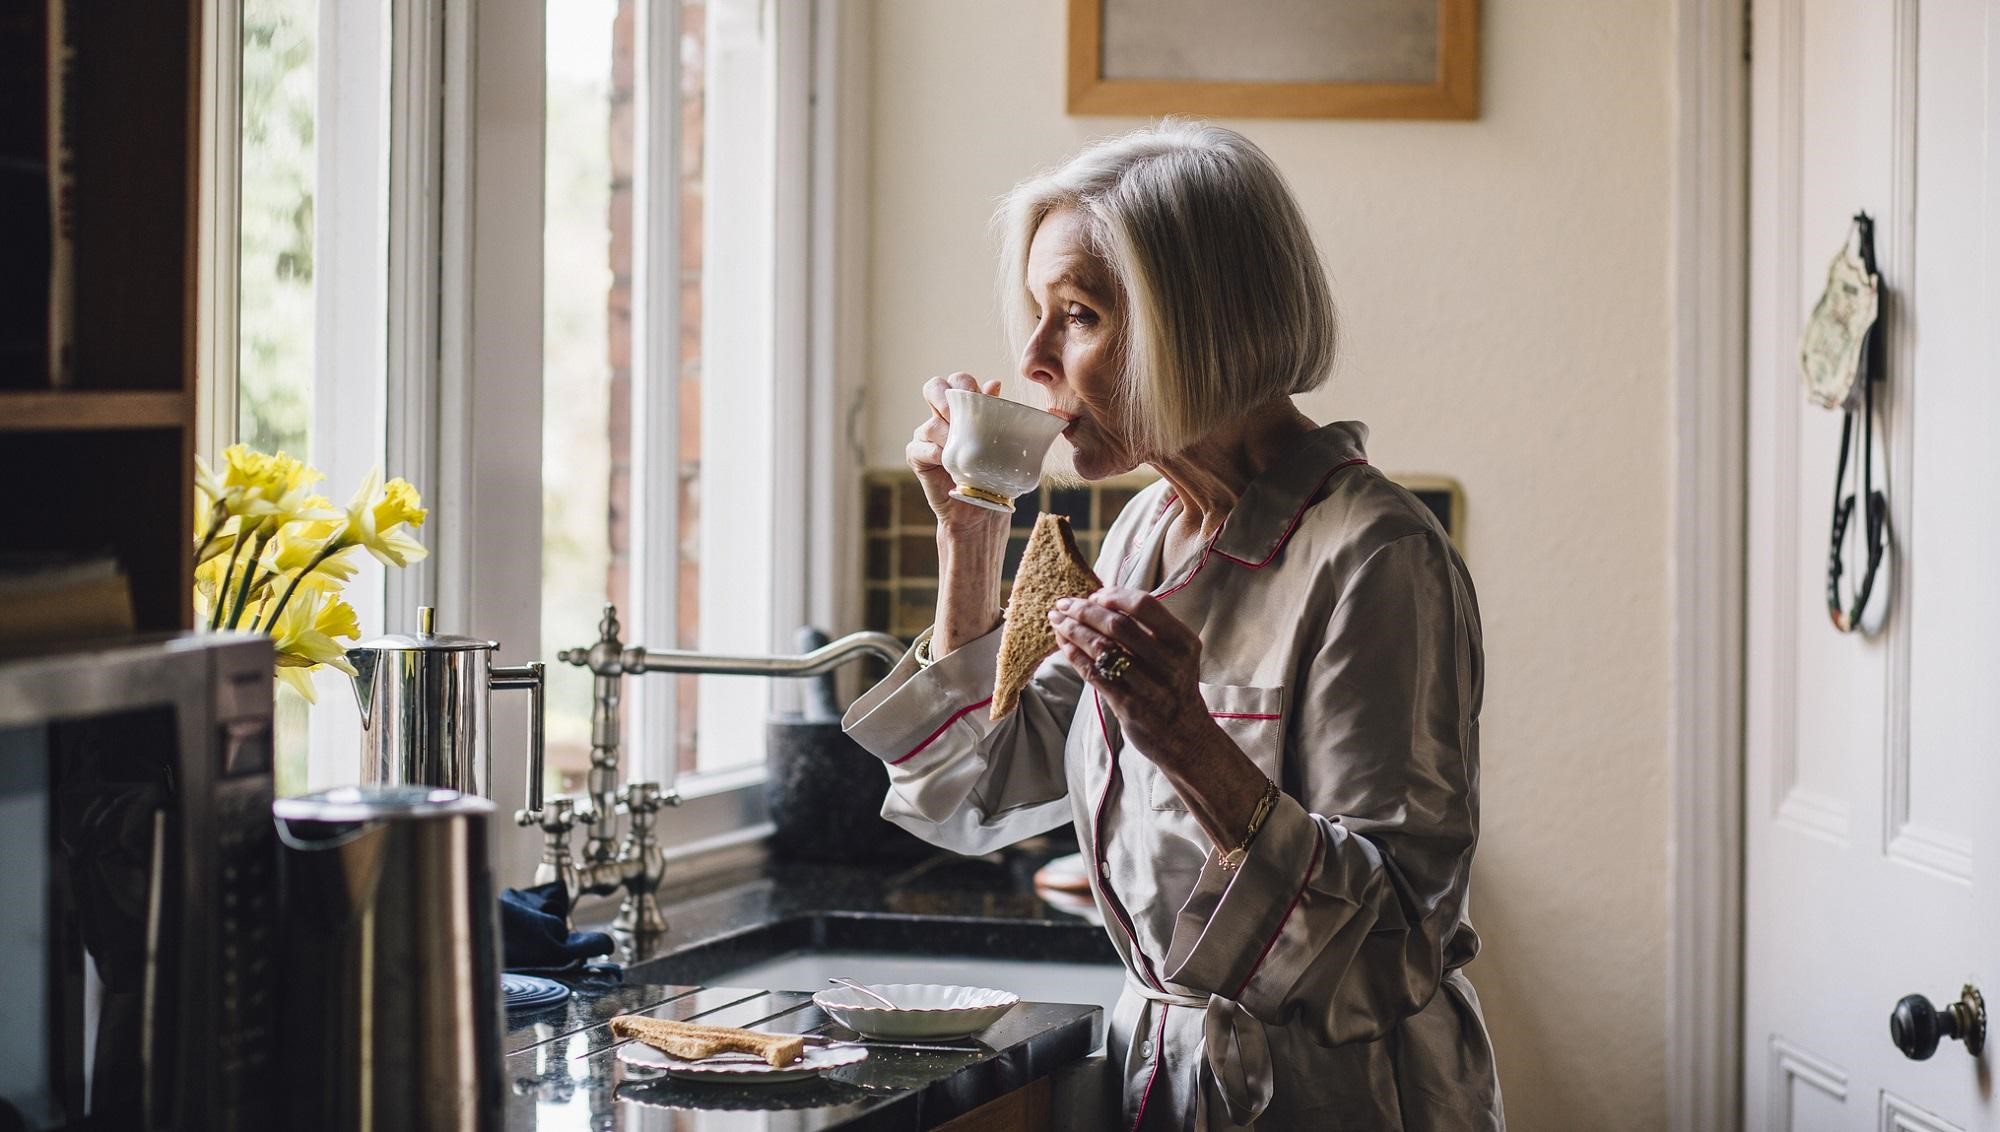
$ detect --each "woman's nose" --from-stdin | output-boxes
[1020,326,1060,387]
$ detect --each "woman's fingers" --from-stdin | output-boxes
[1094,587,1198,647]
[1048,608,1114,659]
[922,376,954,420]
[1055,596,1155,654]
[922,372,994,422]
[1055,638,1097,682]
[915,415,948,447]
[906,437,944,472]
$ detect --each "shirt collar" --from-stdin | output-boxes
[1206,420,1371,567]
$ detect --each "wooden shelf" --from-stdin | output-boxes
[0,389,193,432]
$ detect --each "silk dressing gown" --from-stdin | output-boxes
[842,422,1505,1130]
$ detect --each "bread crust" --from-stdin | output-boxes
[991,514,1102,719]
[610,1015,807,1066]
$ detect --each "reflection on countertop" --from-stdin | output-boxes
[506,835,1119,1129]
[504,981,1098,1129]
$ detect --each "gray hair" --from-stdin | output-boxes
[996,119,1337,457]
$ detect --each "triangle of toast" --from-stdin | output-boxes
[991,514,1101,719]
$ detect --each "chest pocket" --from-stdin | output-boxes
[1146,683,1287,811]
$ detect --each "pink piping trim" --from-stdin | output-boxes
[1209,711,1280,721]
[1231,823,1326,1001]
[1154,457,1371,601]
[1212,457,1370,569]
[1093,689,1166,992]
[1128,1004,1171,1132]
[890,697,993,766]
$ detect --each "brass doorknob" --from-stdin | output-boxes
[1890,985,1985,1060]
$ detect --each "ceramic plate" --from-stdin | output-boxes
[811,984,1019,1040]
[617,1040,867,1084]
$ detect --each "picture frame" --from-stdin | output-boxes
[1067,0,1480,120]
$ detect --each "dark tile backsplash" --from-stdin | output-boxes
[857,468,1463,645]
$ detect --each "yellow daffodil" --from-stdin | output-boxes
[373,477,427,531]
[193,447,428,702]
[193,554,229,625]
[221,444,314,496]
[336,468,431,568]
[195,454,228,505]
[271,591,361,704]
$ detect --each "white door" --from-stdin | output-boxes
[1744,1,2000,1130]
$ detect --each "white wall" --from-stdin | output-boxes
[863,2,1676,1128]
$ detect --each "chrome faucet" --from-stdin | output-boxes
[524,603,904,936]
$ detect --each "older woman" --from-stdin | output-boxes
[842,121,1503,1130]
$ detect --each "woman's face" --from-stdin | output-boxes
[1020,208,1140,480]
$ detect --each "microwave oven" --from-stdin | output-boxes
[0,634,277,1131]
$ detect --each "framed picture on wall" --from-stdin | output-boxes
[1067,0,1480,120]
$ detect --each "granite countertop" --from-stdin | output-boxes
[503,979,1097,1129]
[505,836,1117,1128]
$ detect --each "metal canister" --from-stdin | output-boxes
[274,786,504,1131]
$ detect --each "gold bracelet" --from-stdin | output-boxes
[1217,779,1282,872]
[913,633,937,669]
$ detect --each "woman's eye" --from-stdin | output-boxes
[1065,305,1097,327]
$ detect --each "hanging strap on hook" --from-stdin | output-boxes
[1824,212,1887,632]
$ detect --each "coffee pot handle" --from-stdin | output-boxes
[491,662,547,820]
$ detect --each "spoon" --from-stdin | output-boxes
[828,977,901,1009]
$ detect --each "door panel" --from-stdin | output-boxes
[1770,1037,1850,1131]
[1745,1,1998,1128]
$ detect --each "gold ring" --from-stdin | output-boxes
[1093,647,1132,683]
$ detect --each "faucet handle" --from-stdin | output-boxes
[517,795,576,832]
[616,781,680,815]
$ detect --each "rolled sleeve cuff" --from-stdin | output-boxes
[1162,794,1327,1002]
[841,624,1004,769]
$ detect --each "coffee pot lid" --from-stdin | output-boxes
[349,605,497,653]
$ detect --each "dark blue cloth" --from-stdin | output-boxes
[499,882,617,974]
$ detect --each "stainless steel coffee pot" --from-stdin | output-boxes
[347,605,546,816]
[274,786,504,1130]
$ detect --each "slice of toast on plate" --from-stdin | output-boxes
[610,1015,806,1066]
[991,514,1101,720]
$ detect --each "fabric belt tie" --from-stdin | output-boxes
[1125,974,1274,1126]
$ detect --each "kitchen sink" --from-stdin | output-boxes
[628,911,1128,1025]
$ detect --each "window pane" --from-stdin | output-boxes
[689,0,777,776]
[542,0,621,797]
[541,0,779,794]
[238,0,315,459]
[238,0,318,793]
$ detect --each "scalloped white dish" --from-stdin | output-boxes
[811,983,1020,1040]
[616,1040,867,1083]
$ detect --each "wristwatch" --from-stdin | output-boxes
[1217,778,1282,872]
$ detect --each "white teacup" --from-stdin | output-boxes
[941,389,1067,512]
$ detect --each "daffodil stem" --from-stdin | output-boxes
[210,531,248,631]
[192,503,228,566]
[223,530,270,631]
[259,542,339,633]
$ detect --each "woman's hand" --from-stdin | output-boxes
[1048,586,1210,764]
[906,372,1005,531]
[1050,585,1269,851]
[910,373,1010,653]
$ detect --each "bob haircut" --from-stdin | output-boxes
[996,119,1337,458]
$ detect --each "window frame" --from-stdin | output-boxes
[197,0,866,874]
[610,0,867,850]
